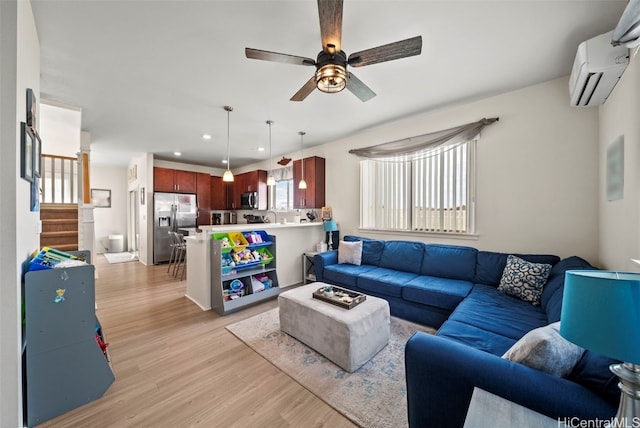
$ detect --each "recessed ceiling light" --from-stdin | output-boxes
[222,159,228,164]
[174,152,182,156]
[258,147,265,152]
[202,134,212,140]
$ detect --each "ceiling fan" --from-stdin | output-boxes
[245,0,422,102]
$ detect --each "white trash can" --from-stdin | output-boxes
[108,235,124,253]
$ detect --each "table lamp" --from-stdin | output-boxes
[560,270,640,423]
[324,220,338,250]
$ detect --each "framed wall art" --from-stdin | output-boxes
[606,135,624,201]
[91,188,112,208]
[31,178,40,212]
[33,130,42,178]
[26,88,37,131]
[21,122,34,182]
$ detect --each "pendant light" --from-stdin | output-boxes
[266,120,276,186]
[222,105,234,182]
[298,131,307,189]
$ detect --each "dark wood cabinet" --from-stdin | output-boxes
[196,172,211,226]
[153,167,176,193]
[153,167,196,193]
[293,156,325,209]
[175,170,197,193]
[231,170,267,210]
[210,176,227,210]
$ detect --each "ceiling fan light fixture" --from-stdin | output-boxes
[316,63,347,93]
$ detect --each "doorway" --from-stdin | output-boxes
[128,188,140,256]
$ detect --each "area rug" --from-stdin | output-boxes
[102,252,138,264]
[226,308,435,428]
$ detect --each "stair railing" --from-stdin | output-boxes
[41,154,79,204]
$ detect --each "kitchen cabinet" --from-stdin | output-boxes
[230,170,267,210]
[293,156,325,209]
[210,176,227,210]
[153,167,196,193]
[196,172,211,226]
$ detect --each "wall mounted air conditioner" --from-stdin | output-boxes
[569,31,629,107]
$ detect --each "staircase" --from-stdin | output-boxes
[40,203,79,251]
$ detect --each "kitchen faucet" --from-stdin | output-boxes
[265,210,277,224]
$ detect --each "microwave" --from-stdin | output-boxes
[241,192,258,210]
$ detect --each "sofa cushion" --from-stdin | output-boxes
[475,251,560,286]
[344,235,385,266]
[378,241,424,274]
[502,322,584,377]
[497,255,552,305]
[567,351,622,406]
[403,276,472,310]
[436,320,518,356]
[323,264,377,288]
[548,255,594,278]
[421,244,477,282]
[338,240,362,265]
[539,274,565,312]
[357,267,418,297]
[449,284,548,340]
[543,280,565,323]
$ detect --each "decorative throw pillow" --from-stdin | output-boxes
[503,322,584,377]
[497,255,552,305]
[338,240,362,265]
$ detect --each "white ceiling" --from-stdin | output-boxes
[31,0,627,168]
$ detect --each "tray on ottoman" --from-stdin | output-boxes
[312,285,366,309]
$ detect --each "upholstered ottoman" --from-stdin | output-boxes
[278,282,390,372]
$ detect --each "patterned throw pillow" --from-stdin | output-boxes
[503,322,584,377]
[497,255,552,305]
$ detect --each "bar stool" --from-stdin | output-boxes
[173,233,187,281]
[167,231,179,274]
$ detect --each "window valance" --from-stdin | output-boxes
[348,117,499,161]
[272,165,292,181]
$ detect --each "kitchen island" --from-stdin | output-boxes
[185,222,324,311]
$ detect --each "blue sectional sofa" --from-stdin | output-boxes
[313,236,619,427]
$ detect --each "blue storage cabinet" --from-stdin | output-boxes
[23,251,114,426]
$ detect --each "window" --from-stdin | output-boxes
[360,139,476,234]
[270,179,293,210]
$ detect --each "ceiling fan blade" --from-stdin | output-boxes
[290,75,317,102]
[318,0,343,54]
[347,36,422,67]
[346,72,376,102]
[245,48,316,66]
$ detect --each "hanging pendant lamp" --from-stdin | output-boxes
[298,131,307,189]
[266,120,276,186]
[222,106,234,182]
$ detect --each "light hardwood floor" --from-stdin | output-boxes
[39,256,356,427]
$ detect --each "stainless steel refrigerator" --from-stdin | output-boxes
[153,192,197,264]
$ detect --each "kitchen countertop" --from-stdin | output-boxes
[198,222,323,232]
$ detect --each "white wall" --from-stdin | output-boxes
[39,101,81,157]
[91,165,127,253]
[0,0,40,425]
[598,48,640,271]
[128,153,154,264]
[242,77,600,261]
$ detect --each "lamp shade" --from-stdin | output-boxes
[560,270,640,364]
[323,220,338,232]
